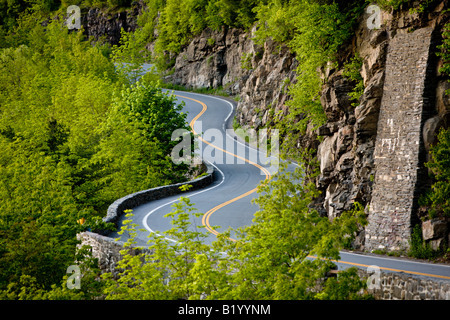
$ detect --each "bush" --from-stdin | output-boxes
[424,127,450,217]
[408,225,443,259]
[343,53,364,107]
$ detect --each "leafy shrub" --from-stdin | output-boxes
[343,53,365,107]
[408,225,443,259]
[423,127,450,217]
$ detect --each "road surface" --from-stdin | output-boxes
[111,89,450,282]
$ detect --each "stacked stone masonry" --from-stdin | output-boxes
[359,269,450,300]
[77,231,147,279]
[78,230,450,300]
[366,27,435,252]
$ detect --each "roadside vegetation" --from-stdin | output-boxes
[0,8,192,298]
[99,164,369,300]
[0,0,445,300]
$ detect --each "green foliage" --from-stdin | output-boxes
[374,0,409,10]
[138,0,260,69]
[422,127,450,218]
[80,0,132,10]
[374,0,436,12]
[0,19,112,294]
[241,52,253,71]
[153,0,208,56]
[0,0,59,36]
[205,0,258,29]
[316,267,371,300]
[253,0,364,157]
[102,161,369,300]
[414,128,450,259]
[417,23,450,224]
[210,162,368,300]
[343,53,365,107]
[112,28,151,83]
[408,225,444,260]
[409,0,436,14]
[437,22,450,78]
[102,198,219,299]
[0,10,192,298]
[420,24,450,222]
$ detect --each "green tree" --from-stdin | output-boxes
[253,0,364,157]
[206,162,368,300]
[102,162,369,300]
[102,197,220,299]
[0,11,193,298]
[423,127,450,217]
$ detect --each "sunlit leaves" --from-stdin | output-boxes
[102,163,369,300]
[0,14,191,297]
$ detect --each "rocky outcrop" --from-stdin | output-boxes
[235,40,298,131]
[155,2,450,253]
[81,1,144,45]
[422,219,448,250]
[166,27,298,132]
[317,3,450,252]
[167,27,253,93]
[314,17,389,223]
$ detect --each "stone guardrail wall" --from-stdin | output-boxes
[78,231,142,279]
[77,158,450,300]
[359,269,450,300]
[78,161,215,276]
[101,162,215,232]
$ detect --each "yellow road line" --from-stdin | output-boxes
[176,94,450,281]
[308,255,450,280]
[176,94,271,240]
[202,188,258,239]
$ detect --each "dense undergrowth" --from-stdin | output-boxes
[0,7,193,298]
[0,0,447,299]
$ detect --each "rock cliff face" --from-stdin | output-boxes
[84,1,449,253]
[162,2,450,253]
[317,3,449,251]
[166,27,298,134]
[80,1,143,45]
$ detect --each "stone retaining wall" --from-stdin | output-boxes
[102,162,215,232]
[366,26,436,252]
[77,231,148,279]
[360,269,450,300]
[77,162,215,277]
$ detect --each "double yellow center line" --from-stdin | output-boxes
[177,94,271,241]
[176,94,450,281]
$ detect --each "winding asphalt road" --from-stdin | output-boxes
[111,89,450,282]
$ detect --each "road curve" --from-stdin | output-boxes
[111,90,450,281]
[111,90,281,246]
